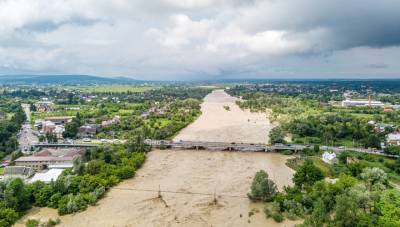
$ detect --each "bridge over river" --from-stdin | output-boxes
[144,139,307,152]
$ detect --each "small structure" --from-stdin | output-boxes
[78,124,99,137]
[3,166,34,179]
[386,133,400,146]
[0,111,5,120]
[341,99,384,108]
[35,101,54,112]
[101,116,121,127]
[54,125,65,139]
[30,169,64,183]
[44,116,74,125]
[43,120,56,133]
[322,152,337,164]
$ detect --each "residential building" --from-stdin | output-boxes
[101,115,121,127]
[35,101,54,112]
[43,120,56,133]
[386,133,400,146]
[54,125,65,139]
[78,124,99,137]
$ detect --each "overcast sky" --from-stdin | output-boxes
[1,0,400,80]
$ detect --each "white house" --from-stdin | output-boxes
[322,152,337,164]
[386,133,400,145]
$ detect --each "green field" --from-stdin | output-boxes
[77,85,158,93]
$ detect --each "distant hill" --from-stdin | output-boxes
[0,75,144,85]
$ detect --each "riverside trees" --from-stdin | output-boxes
[252,158,399,226]
[0,145,146,226]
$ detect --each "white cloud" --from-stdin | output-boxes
[0,0,400,79]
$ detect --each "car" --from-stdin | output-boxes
[83,138,91,142]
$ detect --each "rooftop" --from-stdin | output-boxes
[30,169,64,183]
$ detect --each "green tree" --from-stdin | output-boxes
[248,170,278,202]
[293,159,324,189]
[360,167,387,191]
[4,178,31,212]
[377,189,400,227]
[269,127,285,144]
[0,207,19,227]
[303,198,327,227]
[73,156,85,175]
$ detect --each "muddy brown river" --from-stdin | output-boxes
[17,90,299,227]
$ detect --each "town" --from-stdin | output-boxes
[0,79,400,226]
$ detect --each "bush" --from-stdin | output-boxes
[248,170,278,202]
[25,219,39,227]
[271,212,284,222]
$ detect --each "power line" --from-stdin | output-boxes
[113,187,249,199]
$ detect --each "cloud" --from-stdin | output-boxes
[0,0,400,79]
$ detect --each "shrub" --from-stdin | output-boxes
[25,219,39,227]
[248,170,278,202]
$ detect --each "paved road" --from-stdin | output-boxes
[146,139,399,158]
[18,104,38,153]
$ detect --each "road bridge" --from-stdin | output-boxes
[32,143,97,148]
[144,139,307,152]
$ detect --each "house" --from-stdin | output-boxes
[322,152,337,164]
[386,133,400,146]
[42,120,56,133]
[78,124,99,137]
[35,101,54,112]
[14,148,84,170]
[3,166,34,179]
[0,111,5,120]
[101,116,121,127]
[54,125,65,139]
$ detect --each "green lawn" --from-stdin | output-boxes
[77,85,158,93]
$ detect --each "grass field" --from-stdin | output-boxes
[77,85,157,93]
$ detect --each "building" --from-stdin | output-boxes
[78,124,99,137]
[42,120,56,133]
[54,125,65,139]
[44,116,74,125]
[386,133,400,146]
[341,99,384,108]
[30,169,64,183]
[0,111,5,120]
[322,152,337,164]
[3,166,34,179]
[101,115,121,127]
[14,148,84,170]
[35,101,54,112]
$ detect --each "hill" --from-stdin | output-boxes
[0,75,143,85]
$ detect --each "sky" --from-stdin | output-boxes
[0,0,400,81]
